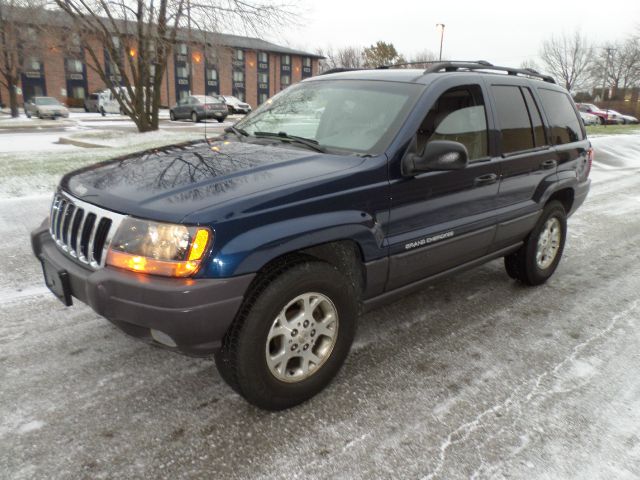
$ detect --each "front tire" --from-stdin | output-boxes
[170,110,176,121]
[191,111,200,123]
[215,260,357,410]
[504,200,567,286]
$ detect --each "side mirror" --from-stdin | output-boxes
[404,140,468,175]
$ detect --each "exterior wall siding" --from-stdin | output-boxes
[0,28,321,109]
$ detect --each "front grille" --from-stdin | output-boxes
[49,192,125,269]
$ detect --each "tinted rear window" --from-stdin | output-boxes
[522,88,546,147]
[538,89,584,145]
[491,85,534,154]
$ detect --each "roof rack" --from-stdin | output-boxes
[319,67,362,75]
[423,61,555,83]
[377,60,493,69]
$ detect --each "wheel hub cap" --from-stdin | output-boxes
[536,217,561,270]
[265,292,339,383]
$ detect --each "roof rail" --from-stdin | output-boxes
[377,60,493,69]
[423,61,555,83]
[319,67,364,75]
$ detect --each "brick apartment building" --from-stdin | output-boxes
[0,10,322,109]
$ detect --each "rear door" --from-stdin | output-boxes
[486,81,558,250]
[386,82,501,291]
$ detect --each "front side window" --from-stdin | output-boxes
[492,85,535,154]
[417,85,488,161]
[236,80,422,154]
[537,89,584,145]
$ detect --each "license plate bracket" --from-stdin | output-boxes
[40,258,73,306]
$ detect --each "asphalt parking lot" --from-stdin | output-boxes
[1,134,639,479]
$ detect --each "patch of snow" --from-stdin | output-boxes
[17,420,45,434]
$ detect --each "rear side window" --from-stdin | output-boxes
[521,88,546,147]
[491,85,534,154]
[537,89,584,145]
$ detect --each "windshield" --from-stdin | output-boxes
[235,80,421,154]
[194,95,223,104]
[35,97,60,106]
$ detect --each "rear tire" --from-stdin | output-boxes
[504,201,567,286]
[217,118,225,123]
[191,111,200,123]
[215,260,357,410]
[170,111,176,121]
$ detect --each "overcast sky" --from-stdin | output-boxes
[271,0,640,68]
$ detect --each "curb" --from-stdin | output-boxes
[57,137,109,148]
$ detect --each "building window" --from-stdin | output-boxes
[235,49,244,60]
[28,57,41,71]
[177,43,188,55]
[66,59,83,74]
[207,68,218,81]
[281,74,291,86]
[258,52,268,63]
[177,65,189,78]
[149,64,156,78]
[236,91,245,102]
[259,92,269,105]
[303,57,311,67]
[71,86,85,99]
[281,54,290,65]
[233,70,244,82]
[112,35,121,49]
[258,72,269,84]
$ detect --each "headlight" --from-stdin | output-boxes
[106,217,212,277]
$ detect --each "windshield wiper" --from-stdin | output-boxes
[224,125,249,140]
[254,131,326,153]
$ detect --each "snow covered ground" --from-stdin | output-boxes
[0,134,639,479]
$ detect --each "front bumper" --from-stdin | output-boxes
[31,224,254,356]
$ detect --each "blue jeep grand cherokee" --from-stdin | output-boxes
[31,62,591,409]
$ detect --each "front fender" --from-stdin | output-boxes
[199,210,385,278]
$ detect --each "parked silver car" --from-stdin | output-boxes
[579,111,599,126]
[222,95,252,114]
[169,95,228,122]
[606,110,639,125]
[24,97,69,119]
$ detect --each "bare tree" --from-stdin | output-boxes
[592,39,640,98]
[540,31,594,92]
[520,59,541,72]
[53,1,293,132]
[316,45,363,72]
[0,0,48,117]
[410,49,437,68]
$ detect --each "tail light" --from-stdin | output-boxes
[585,147,593,178]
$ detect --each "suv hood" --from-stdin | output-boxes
[61,140,364,223]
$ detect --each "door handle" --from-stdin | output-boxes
[474,173,498,186]
[541,159,557,170]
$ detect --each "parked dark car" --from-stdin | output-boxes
[32,62,591,410]
[24,96,69,119]
[170,95,228,122]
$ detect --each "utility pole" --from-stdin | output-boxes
[601,47,615,127]
[436,24,445,61]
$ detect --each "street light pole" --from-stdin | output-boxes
[436,24,445,61]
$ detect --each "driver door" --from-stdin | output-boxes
[386,83,501,291]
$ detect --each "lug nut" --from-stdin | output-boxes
[303,344,309,350]
[303,320,310,328]
[291,344,298,351]
[291,329,298,336]
[310,329,316,336]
